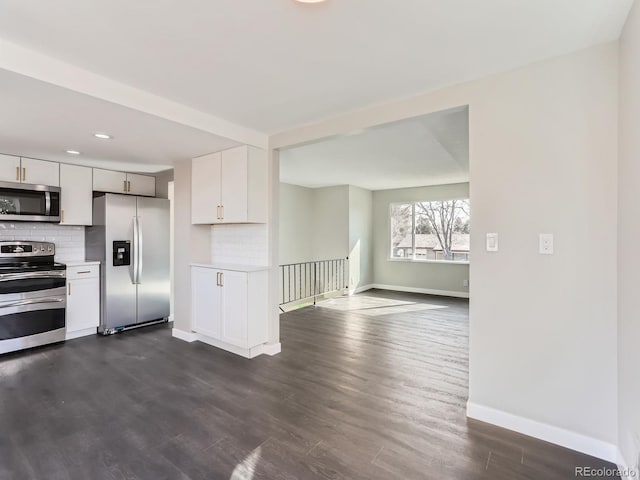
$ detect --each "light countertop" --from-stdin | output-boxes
[191,263,270,272]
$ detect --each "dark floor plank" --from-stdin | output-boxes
[0,289,617,480]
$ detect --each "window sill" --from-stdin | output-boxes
[387,258,470,265]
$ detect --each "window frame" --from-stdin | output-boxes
[388,199,470,265]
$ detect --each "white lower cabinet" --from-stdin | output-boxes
[66,264,100,339]
[191,265,268,357]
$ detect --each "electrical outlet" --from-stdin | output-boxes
[463,279,469,287]
[539,233,554,255]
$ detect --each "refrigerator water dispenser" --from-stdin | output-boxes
[113,241,131,266]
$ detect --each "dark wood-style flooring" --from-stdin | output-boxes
[0,289,617,479]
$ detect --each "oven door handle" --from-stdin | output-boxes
[0,297,65,309]
[0,271,66,281]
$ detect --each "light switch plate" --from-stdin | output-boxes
[486,233,498,252]
[539,233,554,254]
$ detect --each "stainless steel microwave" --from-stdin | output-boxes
[0,181,61,222]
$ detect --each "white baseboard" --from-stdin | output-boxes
[260,342,282,356]
[65,327,97,340]
[371,283,469,299]
[467,402,617,463]
[349,284,375,295]
[168,314,174,323]
[195,333,279,359]
[172,328,197,343]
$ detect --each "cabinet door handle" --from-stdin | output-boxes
[215,272,220,286]
[128,180,131,192]
[61,209,65,223]
[22,168,26,182]
[220,205,224,220]
[124,180,127,192]
[15,166,19,181]
[219,272,223,287]
[68,282,71,295]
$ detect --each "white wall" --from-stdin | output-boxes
[372,183,469,295]
[618,1,640,470]
[279,183,314,265]
[312,185,349,261]
[154,169,174,199]
[0,222,85,262]
[172,159,210,332]
[348,186,373,291]
[271,42,619,459]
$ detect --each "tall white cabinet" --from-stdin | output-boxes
[191,146,267,224]
[60,164,93,225]
[191,265,268,358]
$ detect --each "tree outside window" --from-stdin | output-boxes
[390,199,470,262]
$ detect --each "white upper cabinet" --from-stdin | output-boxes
[0,154,60,186]
[191,152,222,224]
[60,164,93,225]
[191,146,267,224]
[20,157,60,187]
[0,154,22,183]
[93,168,155,196]
[93,168,127,194]
[126,173,156,197]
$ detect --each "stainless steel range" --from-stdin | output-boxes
[0,241,66,355]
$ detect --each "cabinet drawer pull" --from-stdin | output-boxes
[77,270,91,274]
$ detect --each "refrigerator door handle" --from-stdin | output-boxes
[137,216,143,284]
[132,216,139,284]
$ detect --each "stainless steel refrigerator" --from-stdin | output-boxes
[86,194,170,334]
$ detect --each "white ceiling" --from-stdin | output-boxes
[280,106,469,190]
[0,0,633,136]
[0,69,239,172]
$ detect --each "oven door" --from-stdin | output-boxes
[0,182,60,222]
[0,270,66,301]
[0,297,66,354]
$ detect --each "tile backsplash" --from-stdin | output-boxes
[211,224,268,266]
[0,222,85,262]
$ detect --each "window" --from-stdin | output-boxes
[390,199,470,262]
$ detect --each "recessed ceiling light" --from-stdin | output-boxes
[65,150,81,155]
[93,133,113,139]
